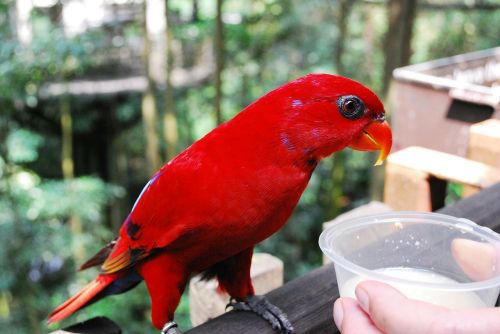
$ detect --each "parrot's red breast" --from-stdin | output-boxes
[48,74,392,330]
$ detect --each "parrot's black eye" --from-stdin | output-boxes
[337,95,365,120]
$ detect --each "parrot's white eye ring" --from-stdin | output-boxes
[337,95,365,120]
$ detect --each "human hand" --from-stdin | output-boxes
[333,280,500,334]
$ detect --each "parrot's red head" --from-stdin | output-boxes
[253,73,392,165]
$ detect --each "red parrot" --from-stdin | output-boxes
[48,74,392,333]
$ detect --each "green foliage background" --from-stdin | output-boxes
[0,0,499,333]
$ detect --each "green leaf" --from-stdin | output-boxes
[6,129,42,164]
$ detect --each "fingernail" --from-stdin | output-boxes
[333,298,344,330]
[356,286,370,312]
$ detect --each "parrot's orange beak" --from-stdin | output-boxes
[349,120,392,166]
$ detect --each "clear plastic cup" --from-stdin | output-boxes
[319,212,500,309]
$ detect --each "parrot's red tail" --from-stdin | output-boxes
[48,275,114,324]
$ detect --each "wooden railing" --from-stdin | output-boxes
[54,183,500,334]
[188,182,500,334]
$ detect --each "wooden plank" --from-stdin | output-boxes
[39,61,214,98]
[187,183,500,334]
[388,146,500,188]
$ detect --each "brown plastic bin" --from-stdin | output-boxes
[391,47,500,157]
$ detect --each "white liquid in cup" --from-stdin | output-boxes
[340,267,487,309]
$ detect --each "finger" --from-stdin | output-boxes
[451,238,499,281]
[442,308,500,333]
[356,280,449,334]
[334,297,382,334]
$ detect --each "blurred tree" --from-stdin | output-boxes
[0,7,147,332]
[214,0,224,124]
[425,8,500,60]
[0,127,121,334]
[142,0,162,174]
[382,0,418,96]
[192,0,199,22]
[59,87,87,262]
[334,0,356,75]
[164,0,178,161]
[330,0,356,218]
[15,0,33,44]
[60,91,74,180]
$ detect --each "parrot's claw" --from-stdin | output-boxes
[227,295,295,334]
[161,321,182,334]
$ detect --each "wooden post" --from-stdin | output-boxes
[465,119,500,196]
[189,253,283,327]
[468,119,500,167]
[384,161,431,211]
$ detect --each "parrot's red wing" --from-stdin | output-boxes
[101,248,133,274]
[100,239,151,274]
[97,170,170,274]
[79,235,151,274]
[79,239,117,271]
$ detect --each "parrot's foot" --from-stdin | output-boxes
[227,295,294,334]
[161,321,182,334]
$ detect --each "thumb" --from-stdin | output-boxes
[354,280,500,334]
